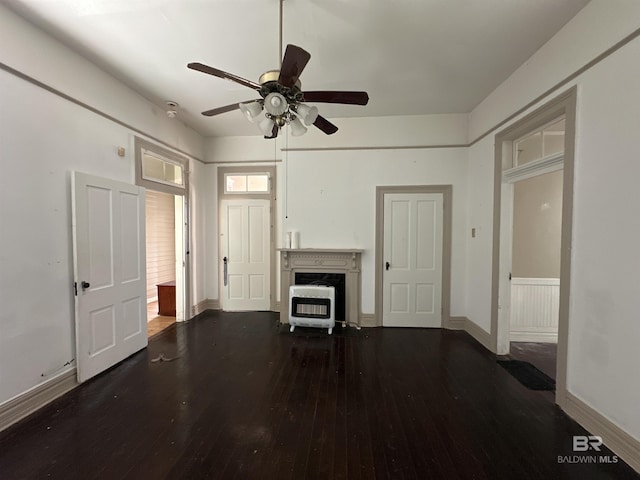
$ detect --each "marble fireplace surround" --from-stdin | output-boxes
[279,249,363,327]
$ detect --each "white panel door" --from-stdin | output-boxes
[220,199,270,311]
[383,193,443,327]
[72,172,147,383]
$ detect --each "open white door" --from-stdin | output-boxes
[220,199,270,311]
[382,193,443,328]
[72,172,147,383]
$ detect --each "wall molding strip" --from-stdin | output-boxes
[0,61,205,164]
[447,316,467,330]
[4,24,638,161]
[469,26,640,147]
[564,392,640,473]
[462,318,493,351]
[208,159,283,165]
[0,369,78,433]
[282,144,468,152]
[280,26,640,155]
[359,314,377,328]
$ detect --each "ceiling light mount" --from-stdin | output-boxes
[166,101,179,118]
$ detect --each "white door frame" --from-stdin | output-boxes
[134,137,191,321]
[375,185,453,328]
[491,86,577,408]
[217,166,276,311]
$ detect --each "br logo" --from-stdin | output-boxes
[573,435,603,452]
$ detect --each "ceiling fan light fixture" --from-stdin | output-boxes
[239,101,263,122]
[289,116,308,137]
[264,92,288,116]
[295,103,318,126]
[258,115,276,136]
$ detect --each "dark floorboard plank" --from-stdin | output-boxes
[0,312,638,480]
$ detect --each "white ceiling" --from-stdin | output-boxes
[5,0,590,138]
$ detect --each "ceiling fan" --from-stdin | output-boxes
[187,3,369,138]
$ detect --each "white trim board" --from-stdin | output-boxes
[564,392,640,473]
[0,369,78,433]
[445,316,493,352]
[503,152,563,183]
[192,299,219,316]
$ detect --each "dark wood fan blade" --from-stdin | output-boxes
[302,91,369,105]
[202,103,240,117]
[265,124,279,139]
[313,115,338,135]
[201,99,258,117]
[278,45,311,88]
[188,62,261,90]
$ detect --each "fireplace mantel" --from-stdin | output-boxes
[279,249,363,327]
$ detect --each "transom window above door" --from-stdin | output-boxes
[513,118,565,167]
[134,137,188,196]
[224,173,270,194]
[141,149,185,188]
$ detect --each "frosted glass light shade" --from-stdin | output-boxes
[296,103,319,126]
[239,101,263,122]
[264,92,288,116]
[258,116,276,136]
[290,117,308,137]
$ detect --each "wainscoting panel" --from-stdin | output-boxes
[510,277,559,343]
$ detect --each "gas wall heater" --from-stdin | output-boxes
[288,285,335,335]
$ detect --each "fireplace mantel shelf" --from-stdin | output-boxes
[277,248,363,253]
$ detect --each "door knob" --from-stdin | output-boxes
[385,261,390,271]
[81,281,90,290]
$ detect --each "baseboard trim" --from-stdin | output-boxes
[510,330,558,343]
[564,392,640,473]
[0,369,78,433]
[359,314,377,328]
[192,299,220,316]
[447,316,467,330]
[463,317,493,351]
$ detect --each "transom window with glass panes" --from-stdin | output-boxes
[514,118,565,167]
[224,173,270,194]
[141,150,184,188]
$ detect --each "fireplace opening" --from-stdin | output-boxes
[295,272,346,322]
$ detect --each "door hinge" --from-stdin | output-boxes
[74,282,78,296]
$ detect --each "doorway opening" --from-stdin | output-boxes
[135,136,190,337]
[145,190,184,337]
[491,87,576,406]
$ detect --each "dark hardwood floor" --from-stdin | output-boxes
[0,311,637,479]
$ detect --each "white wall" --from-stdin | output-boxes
[283,148,468,315]
[206,114,468,162]
[206,114,469,315]
[466,0,640,441]
[0,5,204,406]
[189,159,210,309]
